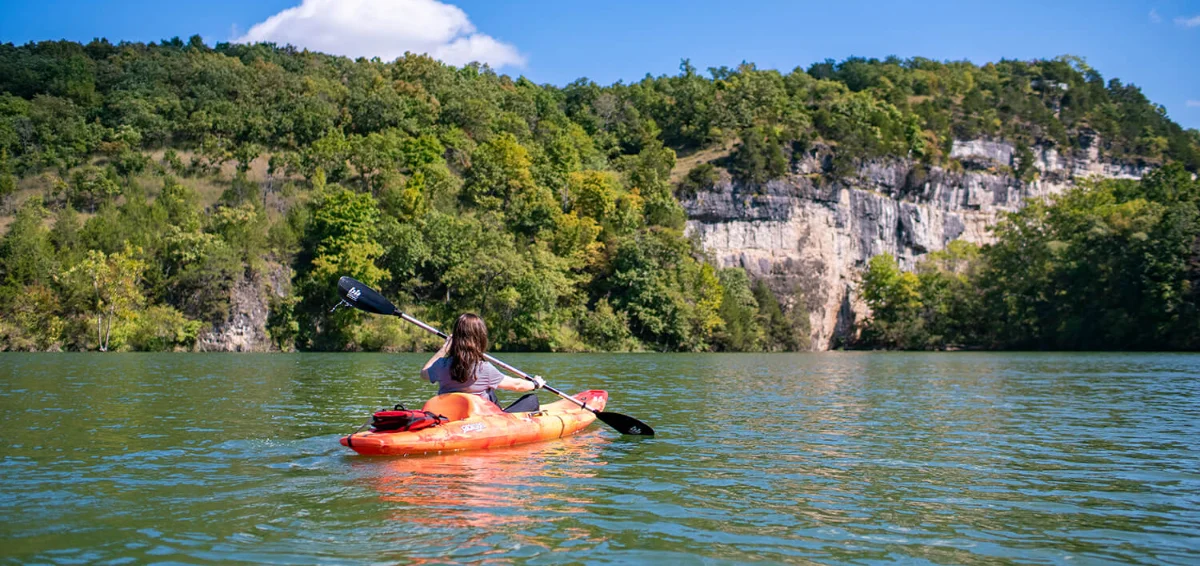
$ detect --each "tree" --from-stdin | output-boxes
[617,141,684,229]
[605,231,723,351]
[580,298,637,351]
[730,125,788,184]
[232,142,263,173]
[62,246,146,351]
[295,185,386,349]
[713,268,763,351]
[348,130,403,192]
[126,305,203,351]
[0,149,16,200]
[100,124,148,176]
[0,199,55,291]
[210,202,267,266]
[163,229,240,325]
[303,128,352,182]
[380,171,428,223]
[568,170,619,222]
[68,166,121,212]
[859,253,924,348]
[752,279,805,351]
[305,185,386,287]
[464,133,560,235]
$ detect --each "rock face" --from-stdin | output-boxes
[196,263,292,352]
[682,138,1148,350]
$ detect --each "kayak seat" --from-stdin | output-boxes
[422,392,505,421]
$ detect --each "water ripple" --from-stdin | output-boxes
[1,352,1198,563]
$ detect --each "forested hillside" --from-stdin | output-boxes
[1,37,1197,351]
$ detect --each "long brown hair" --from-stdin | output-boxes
[449,313,488,383]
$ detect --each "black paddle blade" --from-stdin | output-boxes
[337,276,397,316]
[596,411,655,436]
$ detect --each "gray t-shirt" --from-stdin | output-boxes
[426,357,505,398]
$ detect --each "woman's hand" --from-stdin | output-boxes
[437,335,452,355]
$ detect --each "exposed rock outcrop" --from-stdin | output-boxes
[682,139,1149,350]
[196,263,292,352]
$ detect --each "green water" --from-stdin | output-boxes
[1,353,1198,564]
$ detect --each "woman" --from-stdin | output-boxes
[420,313,545,413]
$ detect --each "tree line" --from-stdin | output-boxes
[859,166,1200,350]
[0,38,1196,351]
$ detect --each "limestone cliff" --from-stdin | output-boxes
[681,138,1148,350]
[196,263,292,352]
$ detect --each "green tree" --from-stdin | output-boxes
[580,298,637,351]
[68,166,121,212]
[62,246,146,351]
[464,133,560,235]
[605,231,723,350]
[210,203,267,266]
[303,128,352,182]
[125,305,203,351]
[568,170,620,222]
[295,185,386,349]
[752,279,805,351]
[0,199,55,292]
[618,141,684,229]
[859,253,924,348]
[713,268,763,351]
[730,126,788,184]
[0,149,16,200]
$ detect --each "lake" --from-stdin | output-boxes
[1,353,1198,564]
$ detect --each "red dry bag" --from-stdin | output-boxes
[370,404,448,433]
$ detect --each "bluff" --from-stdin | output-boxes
[195,264,292,352]
[681,136,1148,350]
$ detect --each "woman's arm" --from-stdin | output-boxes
[497,375,535,392]
[420,336,452,381]
[497,375,546,392]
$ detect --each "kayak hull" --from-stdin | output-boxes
[340,390,608,456]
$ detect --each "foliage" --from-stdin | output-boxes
[858,167,1200,350]
[0,199,56,292]
[752,279,810,351]
[579,298,638,351]
[295,184,386,349]
[730,126,789,184]
[61,246,146,351]
[124,304,203,351]
[712,268,763,351]
[602,230,724,351]
[678,162,720,198]
[3,40,1195,351]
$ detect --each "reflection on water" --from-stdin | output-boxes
[360,434,609,532]
[1,352,1199,563]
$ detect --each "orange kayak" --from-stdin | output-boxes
[340,390,608,456]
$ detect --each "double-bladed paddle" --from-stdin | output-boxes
[335,276,655,436]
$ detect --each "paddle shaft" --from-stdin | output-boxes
[394,311,589,411]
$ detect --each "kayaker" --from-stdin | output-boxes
[420,313,545,413]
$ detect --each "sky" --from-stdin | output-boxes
[2,0,1198,129]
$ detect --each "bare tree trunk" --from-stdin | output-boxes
[97,313,105,352]
[102,306,114,352]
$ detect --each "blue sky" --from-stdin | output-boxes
[2,0,1198,129]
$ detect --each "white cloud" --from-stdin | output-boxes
[1176,14,1200,27]
[1187,100,1200,108]
[1149,9,1161,23]
[234,0,525,68]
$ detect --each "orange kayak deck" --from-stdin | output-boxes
[340,390,608,456]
